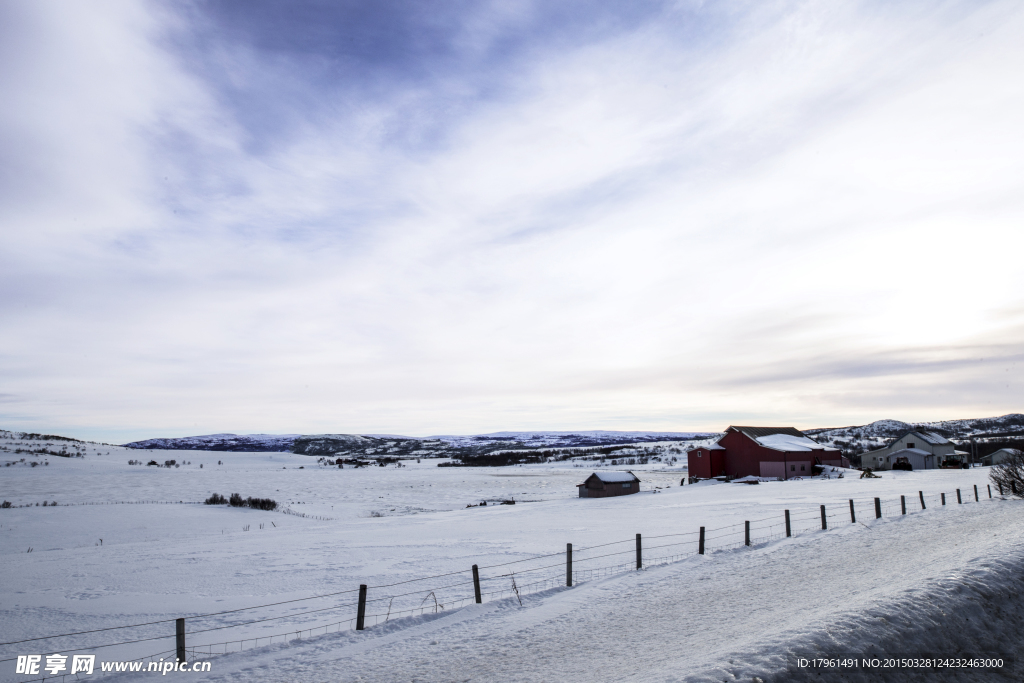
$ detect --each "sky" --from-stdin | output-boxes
[1,0,1022,443]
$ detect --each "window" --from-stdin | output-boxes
[697,453,702,457]
[622,483,631,488]
[800,465,805,471]
[907,442,915,449]
[791,465,796,471]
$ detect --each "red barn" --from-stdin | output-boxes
[688,426,848,480]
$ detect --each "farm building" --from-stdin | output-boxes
[687,426,848,480]
[688,443,726,479]
[577,471,641,498]
[861,430,967,470]
[981,448,1022,466]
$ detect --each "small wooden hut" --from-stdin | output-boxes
[577,471,641,498]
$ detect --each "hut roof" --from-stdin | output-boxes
[583,470,639,484]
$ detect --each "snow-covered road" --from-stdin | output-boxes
[200,498,1024,683]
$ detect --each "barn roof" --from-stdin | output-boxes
[726,426,830,451]
[584,470,640,483]
[755,433,828,452]
[727,426,806,439]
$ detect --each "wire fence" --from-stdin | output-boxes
[4,482,1010,682]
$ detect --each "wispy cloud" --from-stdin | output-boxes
[1,0,1022,441]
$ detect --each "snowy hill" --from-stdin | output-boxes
[807,413,1024,458]
[122,433,302,452]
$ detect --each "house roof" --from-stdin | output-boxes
[581,470,640,484]
[897,430,951,446]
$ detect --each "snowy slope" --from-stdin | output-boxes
[130,500,1024,683]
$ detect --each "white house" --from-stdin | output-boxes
[861,430,967,470]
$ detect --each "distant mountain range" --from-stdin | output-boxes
[123,430,716,454]
[120,415,1023,461]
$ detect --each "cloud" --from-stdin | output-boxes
[1,0,1022,441]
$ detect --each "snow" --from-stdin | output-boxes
[755,433,831,452]
[205,501,1024,683]
[2,431,1021,682]
[586,471,639,483]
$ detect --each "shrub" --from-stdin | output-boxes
[205,493,276,510]
[147,460,158,466]
[990,450,1024,498]
[1,501,11,508]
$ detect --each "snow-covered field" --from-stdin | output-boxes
[2,436,1021,682]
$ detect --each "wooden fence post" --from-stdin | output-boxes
[901,495,906,515]
[1014,481,1019,495]
[820,505,827,530]
[473,564,482,602]
[941,492,946,505]
[784,510,791,537]
[999,482,1003,495]
[988,484,992,499]
[974,485,979,502]
[956,489,962,504]
[919,491,926,510]
[356,585,367,631]
[698,527,705,554]
[636,534,642,570]
[566,544,572,587]
[874,497,881,519]
[849,499,856,523]
[745,521,750,546]
[176,618,185,663]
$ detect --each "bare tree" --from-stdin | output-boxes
[989,449,1024,498]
